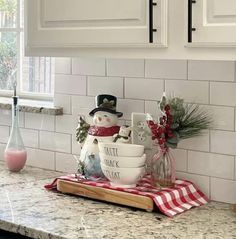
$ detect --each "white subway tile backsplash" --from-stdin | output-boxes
[56,153,77,173]
[71,96,95,125]
[72,108,93,125]
[188,151,234,180]
[54,94,71,114]
[206,105,234,131]
[88,76,123,97]
[107,59,144,77]
[55,74,86,95]
[178,130,209,152]
[125,78,164,100]
[145,59,187,79]
[55,58,71,74]
[145,101,161,119]
[56,114,76,134]
[25,113,55,131]
[166,80,209,104]
[176,172,210,197]
[21,128,39,148]
[0,126,9,144]
[117,99,145,120]
[188,60,235,82]
[40,131,71,153]
[235,158,236,179]
[72,135,81,155]
[26,148,55,170]
[211,178,236,203]
[170,149,187,172]
[210,82,236,106]
[72,95,95,112]
[211,130,236,155]
[72,58,105,76]
[0,143,5,161]
[0,109,24,127]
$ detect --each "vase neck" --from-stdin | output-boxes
[11,101,19,128]
[159,146,169,154]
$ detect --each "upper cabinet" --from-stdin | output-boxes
[25,0,168,51]
[189,0,236,45]
[25,0,236,59]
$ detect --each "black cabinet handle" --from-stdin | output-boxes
[188,0,196,42]
[149,0,157,43]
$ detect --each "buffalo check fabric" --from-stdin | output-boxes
[45,175,209,217]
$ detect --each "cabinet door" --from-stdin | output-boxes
[25,0,167,52]
[189,0,236,45]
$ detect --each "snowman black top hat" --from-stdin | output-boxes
[89,94,123,118]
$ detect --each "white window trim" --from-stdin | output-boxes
[0,0,53,101]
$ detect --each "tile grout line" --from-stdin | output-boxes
[209,129,212,154]
[105,58,108,76]
[179,147,236,157]
[23,92,236,108]
[208,81,210,105]
[176,170,235,182]
[38,127,40,150]
[186,60,189,80]
[69,95,72,115]
[144,99,146,113]
[86,76,88,96]
[234,156,236,180]
[123,77,125,99]
[186,150,189,172]
[54,151,56,171]
[209,176,211,200]
[144,58,146,78]
[54,74,236,84]
[70,58,73,75]
[70,134,73,155]
[234,60,236,83]
[234,107,236,132]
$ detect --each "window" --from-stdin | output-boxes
[0,0,54,100]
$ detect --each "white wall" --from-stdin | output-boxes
[0,58,236,204]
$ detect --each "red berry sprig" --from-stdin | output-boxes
[147,104,175,150]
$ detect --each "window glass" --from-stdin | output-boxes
[0,0,54,98]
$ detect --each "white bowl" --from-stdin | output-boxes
[101,163,145,188]
[100,153,146,168]
[98,142,144,157]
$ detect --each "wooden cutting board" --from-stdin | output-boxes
[57,179,154,212]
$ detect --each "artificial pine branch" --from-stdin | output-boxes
[76,116,90,144]
[172,103,212,140]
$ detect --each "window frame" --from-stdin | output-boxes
[0,0,53,101]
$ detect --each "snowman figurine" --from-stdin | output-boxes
[78,94,123,180]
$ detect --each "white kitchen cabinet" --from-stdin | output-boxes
[25,0,168,54]
[189,0,236,45]
[25,0,236,59]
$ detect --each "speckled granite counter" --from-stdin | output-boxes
[0,162,235,239]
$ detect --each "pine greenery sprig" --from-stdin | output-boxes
[76,117,90,144]
[174,103,212,140]
[148,96,212,149]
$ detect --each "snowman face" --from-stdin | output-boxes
[93,111,118,127]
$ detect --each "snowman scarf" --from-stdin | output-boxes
[88,125,120,137]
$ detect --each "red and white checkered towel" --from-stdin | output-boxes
[45,175,209,217]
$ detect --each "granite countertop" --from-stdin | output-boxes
[0,162,235,239]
